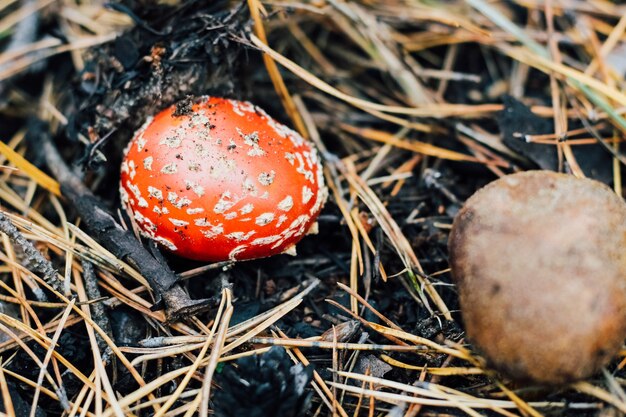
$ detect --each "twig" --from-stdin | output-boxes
[34,125,217,321]
[0,211,62,292]
[81,260,113,360]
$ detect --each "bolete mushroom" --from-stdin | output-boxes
[448,170,626,384]
[120,96,327,262]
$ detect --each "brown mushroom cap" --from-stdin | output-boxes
[448,170,626,385]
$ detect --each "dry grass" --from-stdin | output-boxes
[0,0,626,416]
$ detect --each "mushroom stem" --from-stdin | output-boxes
[35,125,216,321]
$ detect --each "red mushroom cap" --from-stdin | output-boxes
[120,96,327,262]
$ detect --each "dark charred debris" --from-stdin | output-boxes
[212,346,314,417]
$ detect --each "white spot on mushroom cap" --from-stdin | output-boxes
[169,218,189,227]
[258,171,275,186]
[276,214,288,227]
[237,128,266,157]
[251,235,282,246]
[229,100,245,116]
[302,186,314,204]
[289,215,309,230]
[133,210,154,228]
[285,128,306,148]
[194,143,210,158]
[226,231,256,242]
[195,218,214,227]
[253,106,305,148]
[128,160,137,179]
[228,245,247,260]
[167,191,191,208]
[154,236,177,251]
[255,212,275,226]
[148,186,163,201]
[138,198,149,208]
[120,186,129,204]
[186,207,205,215]
[214,191,235,214]
[176,197,192,208]
[224,212,238,220]
[209,157,236,179]
[269,238,283,249]
[201,223,225,239]
[240,101,256,114]
[143,156,153,170]
[294,152,314,183]
[248,148,265,157]
[240,203,254,215]
[136,136,147,152]
[310,154,328,216]
[161,163,178,174]
[185,180,205,197]
[303,151,314,168]
[160,136,181,148]
[278,214,310,242]
[278,196,293,212]
[126,181,142,199]
[229,99,257,117]
[190,110,210,128]
[242,178,258,196]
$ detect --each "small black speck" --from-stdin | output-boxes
[228,144,236,151]
[490,283,501,295]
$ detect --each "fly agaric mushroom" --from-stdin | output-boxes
[120,96,327,262]
[448,171,626,384]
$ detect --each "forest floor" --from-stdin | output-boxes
[1,0,626,416]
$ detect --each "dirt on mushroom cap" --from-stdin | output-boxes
[448,170,626,385]
[120,96,328,262]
